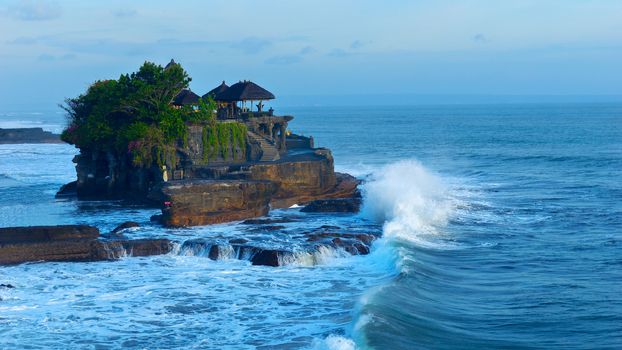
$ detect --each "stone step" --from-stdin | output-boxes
[248,131,280,162]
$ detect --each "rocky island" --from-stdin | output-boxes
[0,60,371,267]
[57,59,360,227]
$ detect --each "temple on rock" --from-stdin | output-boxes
[60,59,359,227]
[171,77,290,163]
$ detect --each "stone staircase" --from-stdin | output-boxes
[248,131,280,162]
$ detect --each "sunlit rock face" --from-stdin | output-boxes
[153,180,277,227]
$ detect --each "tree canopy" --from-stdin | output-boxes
[61,61,218,167]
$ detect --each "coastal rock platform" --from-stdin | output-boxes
[0,225,172,265]
[178,227,380,267]
[0,128,62,144]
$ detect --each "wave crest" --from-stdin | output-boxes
[361,160,454,244]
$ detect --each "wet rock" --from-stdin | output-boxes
[229,238,248,244]
[251,249,287,267]
[208,245,220,260]
[0,225,172,265]
[0,225,99,244]
[0,284,15,289]
[120,239,172,257]
[152,179,277,227]
[55,181,77,198]
[306,231,378,256]
[150,214,163,223]
[352,243,370,255]
[300,198,361,213]
[178,239,211,256]
[111,221,140,235]
[241,218,295,225]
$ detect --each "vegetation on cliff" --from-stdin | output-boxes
[201,122,248,162]
[60,61,247,168]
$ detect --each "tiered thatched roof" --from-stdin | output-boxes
[215,81,275,102]
[203,81,229,100]
[172,89,200,106]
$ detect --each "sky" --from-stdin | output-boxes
[1,0,621,110]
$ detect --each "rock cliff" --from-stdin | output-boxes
[152,179,277,227]
[60,113,360,226]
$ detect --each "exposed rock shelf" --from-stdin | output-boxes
[0,128,62,144]
[178,229,379,267]
[0,225,172,265]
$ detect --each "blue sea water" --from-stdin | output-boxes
[1,103,621,349]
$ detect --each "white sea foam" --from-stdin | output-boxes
[325,160,459,349]
[310,335,357,350]
[279,245,351,266]
[361,159,454,246]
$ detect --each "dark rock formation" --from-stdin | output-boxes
[176,226,380,267]
[152,179,277,227]
[70,149,158,199]
[301,198,362,213]
[241,218,296,225]
[0,225,172,265]
[0,128,62,144]
[118,239,172,257]
[111,221,140,235]
[55,181,77,198]
[0,225,99,244]
[306,232,378,256]
[250,249,285,267]
[57,106,362,226]
[64,115,294,200]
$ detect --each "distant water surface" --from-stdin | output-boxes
[1,103,621,349]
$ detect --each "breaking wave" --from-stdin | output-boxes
[361,159,454,244]
[316,160,458,348]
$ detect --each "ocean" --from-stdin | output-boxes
[1,103,621,349]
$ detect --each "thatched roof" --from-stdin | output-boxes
[172,89,200,106]
[202,81,229,99]
[215,80,275,101]
[165,59,178,70]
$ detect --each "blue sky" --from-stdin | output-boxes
[1,0,621,109]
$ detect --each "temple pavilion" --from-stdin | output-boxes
[168,60,276,120]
